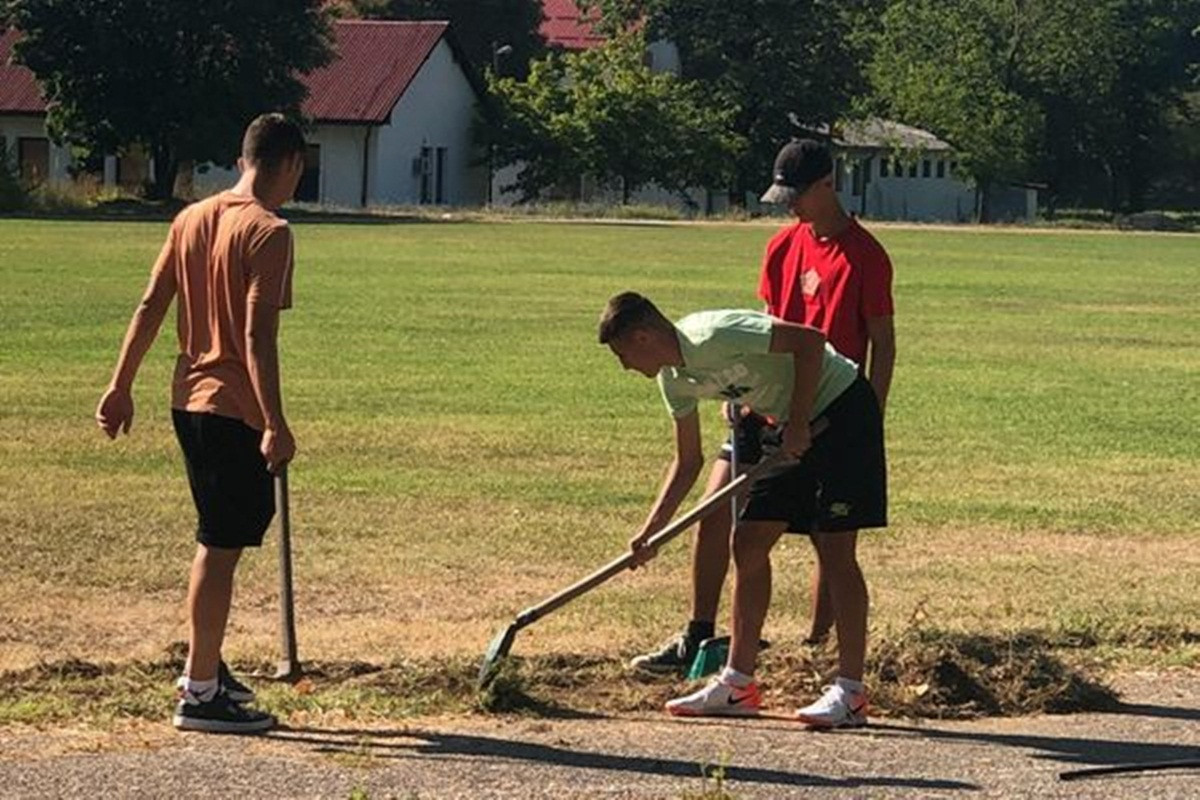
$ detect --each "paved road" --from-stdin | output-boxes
[2,673,1198,798]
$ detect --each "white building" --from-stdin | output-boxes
[1,21,489,207]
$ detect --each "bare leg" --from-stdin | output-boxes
[728,520,788,675]
[806,556,836,643]
[811,531,867,680]
[690,459,733,624]
[184,544,242,681]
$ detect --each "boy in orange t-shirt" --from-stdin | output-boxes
[96,113,305,734]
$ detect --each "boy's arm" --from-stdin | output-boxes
[628,410,703,567]
[769,320,826,457]
[245,297,293,472]
[95,241,178,439]
[865,315,895,414]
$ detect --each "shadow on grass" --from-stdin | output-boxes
[268,725,979,792]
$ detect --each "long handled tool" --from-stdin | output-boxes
[274,467,302,681]
[477,450,785,688]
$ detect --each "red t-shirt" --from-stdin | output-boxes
[757,218,893,366]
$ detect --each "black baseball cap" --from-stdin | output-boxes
[760,139,834,204]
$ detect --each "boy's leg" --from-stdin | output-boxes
[811,530,867,680]
[728,520,788,674]
[185,544,243,682]
[631,460,731,673]
[690,458,733,623]
[666,519,786,717]
[805,557,835,644]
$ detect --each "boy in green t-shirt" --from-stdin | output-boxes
[599,292,887,727]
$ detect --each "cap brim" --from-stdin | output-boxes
[760,183,800,205]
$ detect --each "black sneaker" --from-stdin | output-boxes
[219,661,256,704]
[629,633,700,675]
[173,689,275,734]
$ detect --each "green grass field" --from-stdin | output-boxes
[1,217,1198,723]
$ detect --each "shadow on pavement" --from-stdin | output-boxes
[269,725,979,792]
[868,721,1200,770]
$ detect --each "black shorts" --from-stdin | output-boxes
[172,410,275,549]
[740,376,887,534]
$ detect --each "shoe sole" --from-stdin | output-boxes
[795,714,868,729]
[666,704,761,718]
[172,714,275,734]
[629,661,688,676]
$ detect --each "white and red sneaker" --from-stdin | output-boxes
[795,684,869,728]
[665,677,762,717]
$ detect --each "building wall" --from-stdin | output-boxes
[0,115,71,183]
[836,152,980,222]
[368,39,486,206]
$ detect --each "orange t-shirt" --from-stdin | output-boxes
[154,191,294,431]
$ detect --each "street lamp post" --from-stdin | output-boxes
[488,41,514,206]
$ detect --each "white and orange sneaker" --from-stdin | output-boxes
[795,684,869,728]
[665,676,762,717]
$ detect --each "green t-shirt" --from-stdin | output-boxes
[657,310,858,422]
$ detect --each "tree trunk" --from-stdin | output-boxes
[149,143,179,201]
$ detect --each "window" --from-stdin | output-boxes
[893,158,903,176]
[851,162,863,197]
[435,146,447,204]
[908,162,917,178]
[922,159,932,178]
[18,137,49,185]
[834,158,844,191]
[880,159,889,178]
[295,144,321,203]
[936,159,946,178]
[950,160,958,174]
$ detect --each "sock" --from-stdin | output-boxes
[686,619,715,643]
[182,676,219,702]
[718,666,754,688]
[835,676,865,696]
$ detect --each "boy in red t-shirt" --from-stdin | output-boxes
[758,139,895,645]
[631,141,895,708]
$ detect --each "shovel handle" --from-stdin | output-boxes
[515,450,787,627]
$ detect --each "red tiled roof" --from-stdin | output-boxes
[0,29,46,114]
[302,20,448,124]
[539,0,606,50]
[0,22,455,124]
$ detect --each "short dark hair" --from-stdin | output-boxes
[242,113,306,172]
[598,292,673,344]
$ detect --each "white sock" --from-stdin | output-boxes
[835,676,865,696]
[182,676,219,702]
[718,666,754,688]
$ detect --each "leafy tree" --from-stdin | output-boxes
[581,0,874,206]
[866,0,1200,215]
[483,33,742,204]
[351,0,546,79]
[3,0,334,199]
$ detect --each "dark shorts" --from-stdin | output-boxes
[172,410,275,549]
[739,376,888,534]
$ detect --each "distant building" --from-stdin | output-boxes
[1,21,489,207]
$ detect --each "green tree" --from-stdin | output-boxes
[482,33,741,204]
[351,0,546,79]
[3,0,334,199]
[866,0,1200,215]
[581,0,875,207]
[864,0,1042,220]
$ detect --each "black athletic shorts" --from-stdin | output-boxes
[740,376,887,534]
[172,410,275,549]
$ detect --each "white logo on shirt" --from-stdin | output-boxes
[801,269,821,297]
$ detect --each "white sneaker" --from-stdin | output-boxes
[795,684,868,728]
[665,677,762,717]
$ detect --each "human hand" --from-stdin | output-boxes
[628,532,659,570]
[260,424,296,473]
[96,386,134,439]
